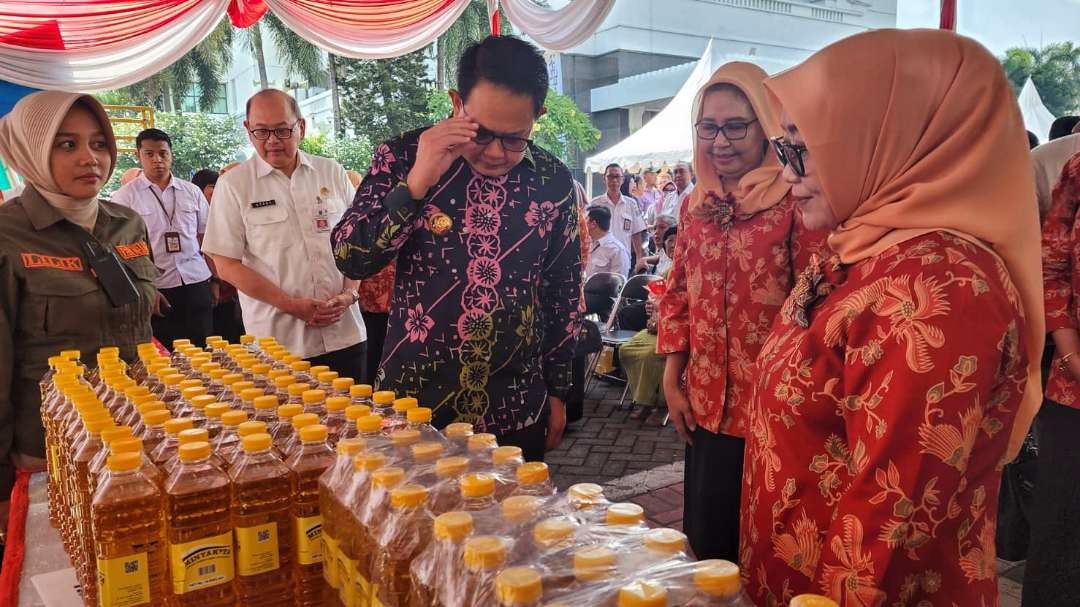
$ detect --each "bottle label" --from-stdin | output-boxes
[294,514,324,565]
[97,552,150,607]
[168,531,234,594]
[235,522,280,576]
[337,555,356,606]
[322,532,339,587]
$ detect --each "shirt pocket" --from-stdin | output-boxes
[21,272,104,338]
[176,195,201,235]
[244,204,290,257]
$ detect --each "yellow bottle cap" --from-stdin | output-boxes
[300,424,329,442]
[290,360,311,373]
[101,426,133,445]
[568,483,605,509]
[434,511,475,541]
[60,349,82,360]
[85,416,114,434]
[644,528,687,555]
[178,379,203,391]
[331,377,354,392]
[495,567,542,607]
[308,365,331,377]
[190,395,216,411]
[178,428,210,445]
[162,373,185,386]
[237,421,268,437]
[372,390,396,405]
[356,452,386,472]
[356,414,384,433]
[617,580,668,607]
[533,517,575,549]
[372,466,406,489]
[251,363,272,376]
[693,560,741,598]
[222,373,245,387]
[253,395,279,411]
[390,428,421,446]
[110,437,144,455]
[123,385,150,398]
[444,422,474,440]
[292,412,320,430]
[350,384,373,398]
[790,596,840,607]
[406,407,432,424]
[345,404,371,420]
[98,346,121,356]
[282,354,301,364]
[237,357,256,370]
[107,452,141,472]
[317,371,339,384]
[239,387,264,402]
[267,368,290,381]
[277,404,303,419]
[143,410,171,427]
[411,441,445,462]
[392,397,418,413]
[435,456,469,478]
[464,536,507,572]
[274,375,297,389]
[241,433,273,452]
[492,446,523,466]
[501,496,541,524]
[460,473,496,498]
[179,441,212,462]
[574,546,617,582]
[164,418,194,435]
[288,382,311,397]
[337,438,365,456]
[172,338,192,349]
[221,410,248,427]
[205,403,230,419]
[606,502,645,526]
[132,394,158,409]
[467,433,498,453]
[302,389,326,405]
[516,462,550,486]
[390,483,429,509]
[239,334,255,345]
[326,396,350,412]
[209,369,229,381]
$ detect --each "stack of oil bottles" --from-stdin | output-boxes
[39,336,839,607]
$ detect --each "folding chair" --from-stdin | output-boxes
[584,274,662,402]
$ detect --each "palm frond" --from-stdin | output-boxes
[263,13,325,88]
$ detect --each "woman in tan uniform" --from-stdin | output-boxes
[0,92,157,526]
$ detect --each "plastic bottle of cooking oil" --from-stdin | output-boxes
[164,441,235,606]
[495,566,544,607]
[290,360,314,385]
[389,428,422,463]
[372,484,431,607]
[617,580,669,607]
[129,399,167,436]
[203,402,231,439]
[355,413,387,448]
[408,510,474,607]
[92,452,167,607]
[139,409,172,455]
[444,422,474,452]
[229,433,293,607]
[89,425,134,489]
[229,421,267,466]
[218,373,245,404]
[501,495,542,529]
[411,441,446,471]
[324,396,349,445]
[160,373,186,411]
[271,403,304,452]
[319,438,365,606]
[491,446,524,500]
[569,546,618,594]
[284,381,308,406]
[336,451,386,607]
[429,456,470,515]
[302,389,328,419]
[371,390,396,418]
[151,417,195,469]
[251,394,279,426]
[213,409,248,464]
[789,595,839,607]
[683,560,754,606]
[287,424,335,606]
[387,397,417,432]
[165,428,225,476]
[349,384,373,409]
[186,393,215,426]
[467,433,499,463]
[512,462,556,497]
[72,412,113,602]
[177,387,209,420]
[355,466,406,607]
[228,381,256,411]
[331,377,354,398]
[457,535,508,607]
[273,374,297,402]
[567,482,607,513]
[606,502,647,527]
[284,412,321,459]
[460,473,498,511]
[110,437,164,487]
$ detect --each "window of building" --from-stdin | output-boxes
[179,84,228,114]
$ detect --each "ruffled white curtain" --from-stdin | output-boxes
[490,0,614,51]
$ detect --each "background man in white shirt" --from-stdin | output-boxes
[661,161,695,220]
[202,89,366,379]
[591,163,646,264]
[111,128,213,347]
[584,205,631,278]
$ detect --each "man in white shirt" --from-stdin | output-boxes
[111,128,213,348]
[1032,117,1080,221]
[584,205,631,278]
[660,161,695,220]
[590,163,646,263]
[202,89,366,379]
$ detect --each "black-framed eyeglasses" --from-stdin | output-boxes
[473,125,531,153]
[249,121,299,141]
[694,119,759,141]
[771,136,808,177]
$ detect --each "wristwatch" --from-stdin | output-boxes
[342,288,359,305]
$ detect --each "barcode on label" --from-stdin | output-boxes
[198,564,216,576]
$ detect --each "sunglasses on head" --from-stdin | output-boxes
[770,136,808,177]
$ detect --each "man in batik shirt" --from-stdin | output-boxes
[332,36,581,460]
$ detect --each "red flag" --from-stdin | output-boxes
[940,0,957,30]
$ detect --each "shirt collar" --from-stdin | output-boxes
[254,150,313,179]
[21,183,122,231]
[137,173,177,193]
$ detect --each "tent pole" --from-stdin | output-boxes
[586,169,593,199]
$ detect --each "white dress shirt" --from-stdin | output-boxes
[590,193,646,253]
[1032,134,1080,217]
[110,173,211,289]
[585,232,631,278]
[661,182,695,220]
[201,151,366,358]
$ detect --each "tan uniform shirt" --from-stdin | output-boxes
[0,185,157,463]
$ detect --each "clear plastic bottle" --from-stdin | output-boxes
[336,451,386,607]
[460,473,498,511]
[164,428,225,476]
[467,433,499,464]
[491,446,524,499]
[218,373,245,405]
[617,580,668,607]
[164,441,235,606]
[685,560,754,606]
[429,456,470,515]
[302,389,328,419]
[573,546,618,588]
[371,390,396,418]
[138,409,172,454]
[331,377,354,398]
[387,397,417,432]
[372,484,432,607]
[92,452,167,607]
[206,368,229,399]
[495,566,543,607]
[287,424,336,606]
[271,403,304,452]
[501,495,542,527]
[455,535,508,607]
[230,421,268,466]
[567,482,607,513]
[110,437,164,487]
[186,393,216,427]
[318,438,365,606]
[213,409,249,465]
[287,382,310,406]
[283,412,321,459]
[203,402,231,439]
[151,417,195,469]
[444,422,474,452]
[355,466,406,606]
[606,502,647,527]
[349,384,374,409]
[316,371,339,392]
[308,365,331,382]
[390,428,423,463]
[130,399,167,438]
[355,414,387,447]
[229,433,293,606]
[251,394,280,427]
[324,396,349,445]
[160,373,186,411]
[72,412,113,601]
[89,425,135,491]
[408,510,474,607]
[251,363,273,390]
[340,405,371,442]
[237,386,264,415]
[512,462,556,497]
[290,360,314,385]
[789,594,840,607]
[274,375,298,403]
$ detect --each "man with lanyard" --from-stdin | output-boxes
[590,163,647,266]
[111,128,213,348]
[203,90,366,380]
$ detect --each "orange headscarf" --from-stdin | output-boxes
[690,61,790,216]
[764,29,1043,459]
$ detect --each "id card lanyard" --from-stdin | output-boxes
[148,185,183,253]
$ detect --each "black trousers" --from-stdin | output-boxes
[212,299,244,344]
[683,428,744,561]
[495,406,551,462]
[309,341,367,384]
[1022,401,1080,606]
[153,279,213,349]
[360,311,389,385]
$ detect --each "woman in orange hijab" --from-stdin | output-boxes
[655,62,823,561]
[742,29,1043,605]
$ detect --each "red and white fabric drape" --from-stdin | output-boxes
[0,0,615,92]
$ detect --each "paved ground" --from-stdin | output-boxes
[548,374,1027,604]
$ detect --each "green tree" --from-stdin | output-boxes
[1001,42,1080,116]
[238,13,326,91]
[299,131,374,173]
[425,88,599,168]
[435,0,513,89]
[339,49,433,146]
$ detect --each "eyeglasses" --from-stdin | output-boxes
[249,121,299,141]
[770,136,808,177]
[473,125,531,153]
[694,119,759,141]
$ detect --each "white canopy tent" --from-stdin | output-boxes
[1018,77,1056,143]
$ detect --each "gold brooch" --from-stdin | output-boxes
[430,212,453,235]
[319,186,330,198]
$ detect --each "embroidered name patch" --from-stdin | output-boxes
[251,200,277,209]
[21,253,83,272]
[115,241,150,260]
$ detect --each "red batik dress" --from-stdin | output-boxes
[741,231,1029,607]
[656,192,823,435]
[1042,153,1080,407]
